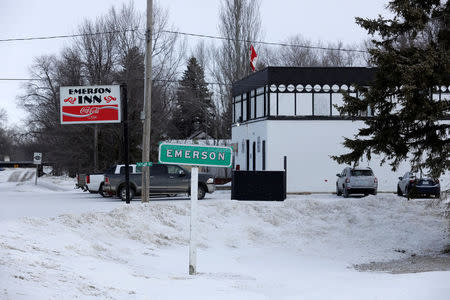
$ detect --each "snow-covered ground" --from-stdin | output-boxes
[0,168,449,299]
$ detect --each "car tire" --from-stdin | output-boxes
[405,187,411,199]
[336,184,342,196]
[99,184,110,198]
[397,185,402,196]
[372,190,377,196]
[434,193,440,198]
[198,185,206,200]
[343,188,349,198]
[119,186,135,201]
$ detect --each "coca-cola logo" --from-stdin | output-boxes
[80,107,100,116]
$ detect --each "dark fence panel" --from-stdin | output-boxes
[231,171,286,201]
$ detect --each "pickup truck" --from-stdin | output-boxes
[82,165,139,197]
[102,163,215,200]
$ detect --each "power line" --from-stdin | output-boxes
[0,77,235,86]
[0,29,138,42]
[0,28,367,53]
[161,30,367,53]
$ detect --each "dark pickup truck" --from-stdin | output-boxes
[102,163,215,200]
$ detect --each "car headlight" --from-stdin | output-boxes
[207,178,214,184]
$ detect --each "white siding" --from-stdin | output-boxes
[232,119,414,193]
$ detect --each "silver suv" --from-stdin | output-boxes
[336,167,378,198]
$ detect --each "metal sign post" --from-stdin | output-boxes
[189,166,198,275]
[158,143,232,275]
[121,85,131,204]
[33,152,42,185]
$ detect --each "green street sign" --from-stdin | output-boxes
[136,162,153,167]
[159,143,233,168]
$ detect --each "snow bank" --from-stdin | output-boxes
[0,168,74,192]
[0,171,448,299]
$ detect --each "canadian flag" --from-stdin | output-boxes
[250,44,258,72]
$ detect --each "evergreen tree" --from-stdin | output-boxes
[333,0,449,178]
[173,57,214,138]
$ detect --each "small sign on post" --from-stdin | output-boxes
[158,143,232,275]
[33,152,42,185]
[136,162,153,167]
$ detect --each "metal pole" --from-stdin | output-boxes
[94,124,99,172]
[122,85,131,204]
[142,0,153,203]
[35,165,38,185]
[189,167,198,275]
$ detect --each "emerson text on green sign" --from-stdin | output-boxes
[158,143,232,167]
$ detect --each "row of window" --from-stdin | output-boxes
[232,87,367,123]
[232,86,449,123]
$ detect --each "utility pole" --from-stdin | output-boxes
[142,0,153,203]
[94,124,98,172]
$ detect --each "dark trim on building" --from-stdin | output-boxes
[266,115,373,121]
[231,114,450,127]
[232,67,376,96]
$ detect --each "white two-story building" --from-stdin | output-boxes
[231,67,449,193]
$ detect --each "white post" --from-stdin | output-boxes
[189,167,198,275]
[35,165,38,185]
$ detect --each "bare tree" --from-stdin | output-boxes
[271,35,320,67]
[17,2,184,173]
[0,109,11,160]
[211,0,263,137]
[270,34,367,67]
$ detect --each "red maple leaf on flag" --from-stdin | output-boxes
[250,44,258,72]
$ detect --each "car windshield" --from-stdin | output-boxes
[350,169,373,176]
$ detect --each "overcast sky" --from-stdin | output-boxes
[0,0,391,126]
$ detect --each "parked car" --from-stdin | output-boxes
[86,165,141,197]
[75,174,87,191]
[103,163,215,201]
[76,165,140,197]
[397,172,440,198]
[336,167,378,197]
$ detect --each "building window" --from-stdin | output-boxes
[278,93,295,116]
[269,93,277,116]
[314,93,331,116]
[332,93,343,116]
[256,94,264,118]
[233,96,242,122]
[296,93,313,115]
[242,93,247,121]
[251,95,256,119]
